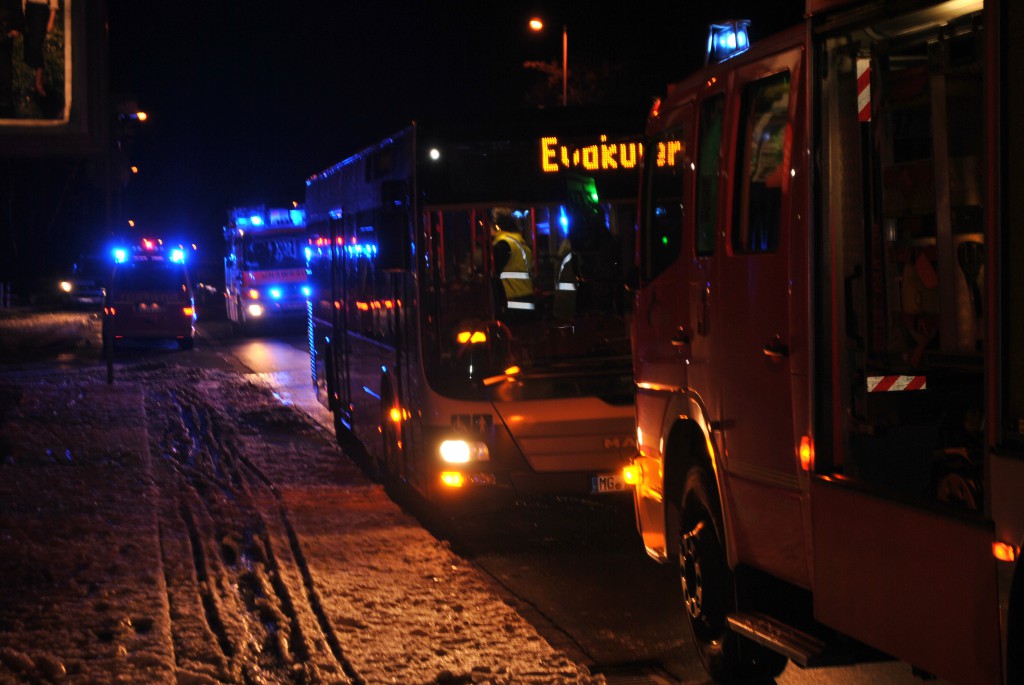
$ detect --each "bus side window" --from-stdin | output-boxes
[733,71,791,254]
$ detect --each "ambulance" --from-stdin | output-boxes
[104,238,196,350]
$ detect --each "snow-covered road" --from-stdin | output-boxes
[0,314,604,684]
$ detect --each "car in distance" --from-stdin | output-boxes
[57,259,107,310]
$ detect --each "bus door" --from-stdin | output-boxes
[810,5,1000,684]
[711,45,811,586]
[328,215,352,428]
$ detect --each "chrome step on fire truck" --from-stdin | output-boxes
[626,1,1022,683]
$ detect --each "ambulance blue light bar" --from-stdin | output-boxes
[706,20,750,65]
[112,239,188,264]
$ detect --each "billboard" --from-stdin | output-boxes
[0,0,109,155]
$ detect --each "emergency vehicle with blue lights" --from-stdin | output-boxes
[304,111,650,505]
[223,205,310,333]
[103,238,196,350]
[626,1,1022,683]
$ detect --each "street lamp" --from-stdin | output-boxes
[529,18,567,107]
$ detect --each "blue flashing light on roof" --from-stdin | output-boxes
[169,248,186,264]
[706,20,751,65]
[113,247,128,263]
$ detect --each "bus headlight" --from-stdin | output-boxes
[439,439,489,463]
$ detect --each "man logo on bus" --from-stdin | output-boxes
[451,414,494,435]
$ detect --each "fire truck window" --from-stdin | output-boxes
[733,71,790,254]
[696,95,725,256]
[642,120,691,281]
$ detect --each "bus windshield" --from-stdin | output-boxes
[421,202,634,402]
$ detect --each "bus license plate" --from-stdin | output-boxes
[592,473,627,494]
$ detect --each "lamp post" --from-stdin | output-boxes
[529,18,567,107]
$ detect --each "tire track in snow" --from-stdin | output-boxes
[145,372,350,683]
[215,383,363,684]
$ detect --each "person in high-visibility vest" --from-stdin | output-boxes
[490,207,536,316]
[553,236,577,320]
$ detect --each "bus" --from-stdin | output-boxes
[626,1,1022,683]
[304,112,653,505]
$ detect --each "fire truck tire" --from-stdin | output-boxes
[679,467,787,683]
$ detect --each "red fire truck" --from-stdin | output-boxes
[223,205,309,334]
[627,1,1022,684]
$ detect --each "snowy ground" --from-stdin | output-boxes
[0,311,604,684]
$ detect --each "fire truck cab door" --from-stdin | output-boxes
[635,103,695,394]
[712,47,810,585]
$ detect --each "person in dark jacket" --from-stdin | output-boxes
[0,0,24,117]
[24,0,58,98]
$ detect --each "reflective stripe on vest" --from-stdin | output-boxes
[556,250,577,291]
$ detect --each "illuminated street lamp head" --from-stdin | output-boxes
[527,17,567,107]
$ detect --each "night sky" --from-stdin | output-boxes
[105,1,804,253]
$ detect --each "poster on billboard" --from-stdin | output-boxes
[0,0,69,124]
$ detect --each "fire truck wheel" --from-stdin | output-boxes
[679,467,786,683]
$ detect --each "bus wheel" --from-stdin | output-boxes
[679,467,786,683]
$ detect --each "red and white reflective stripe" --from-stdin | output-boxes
[866,375,927,392]
[857,57,871,122]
